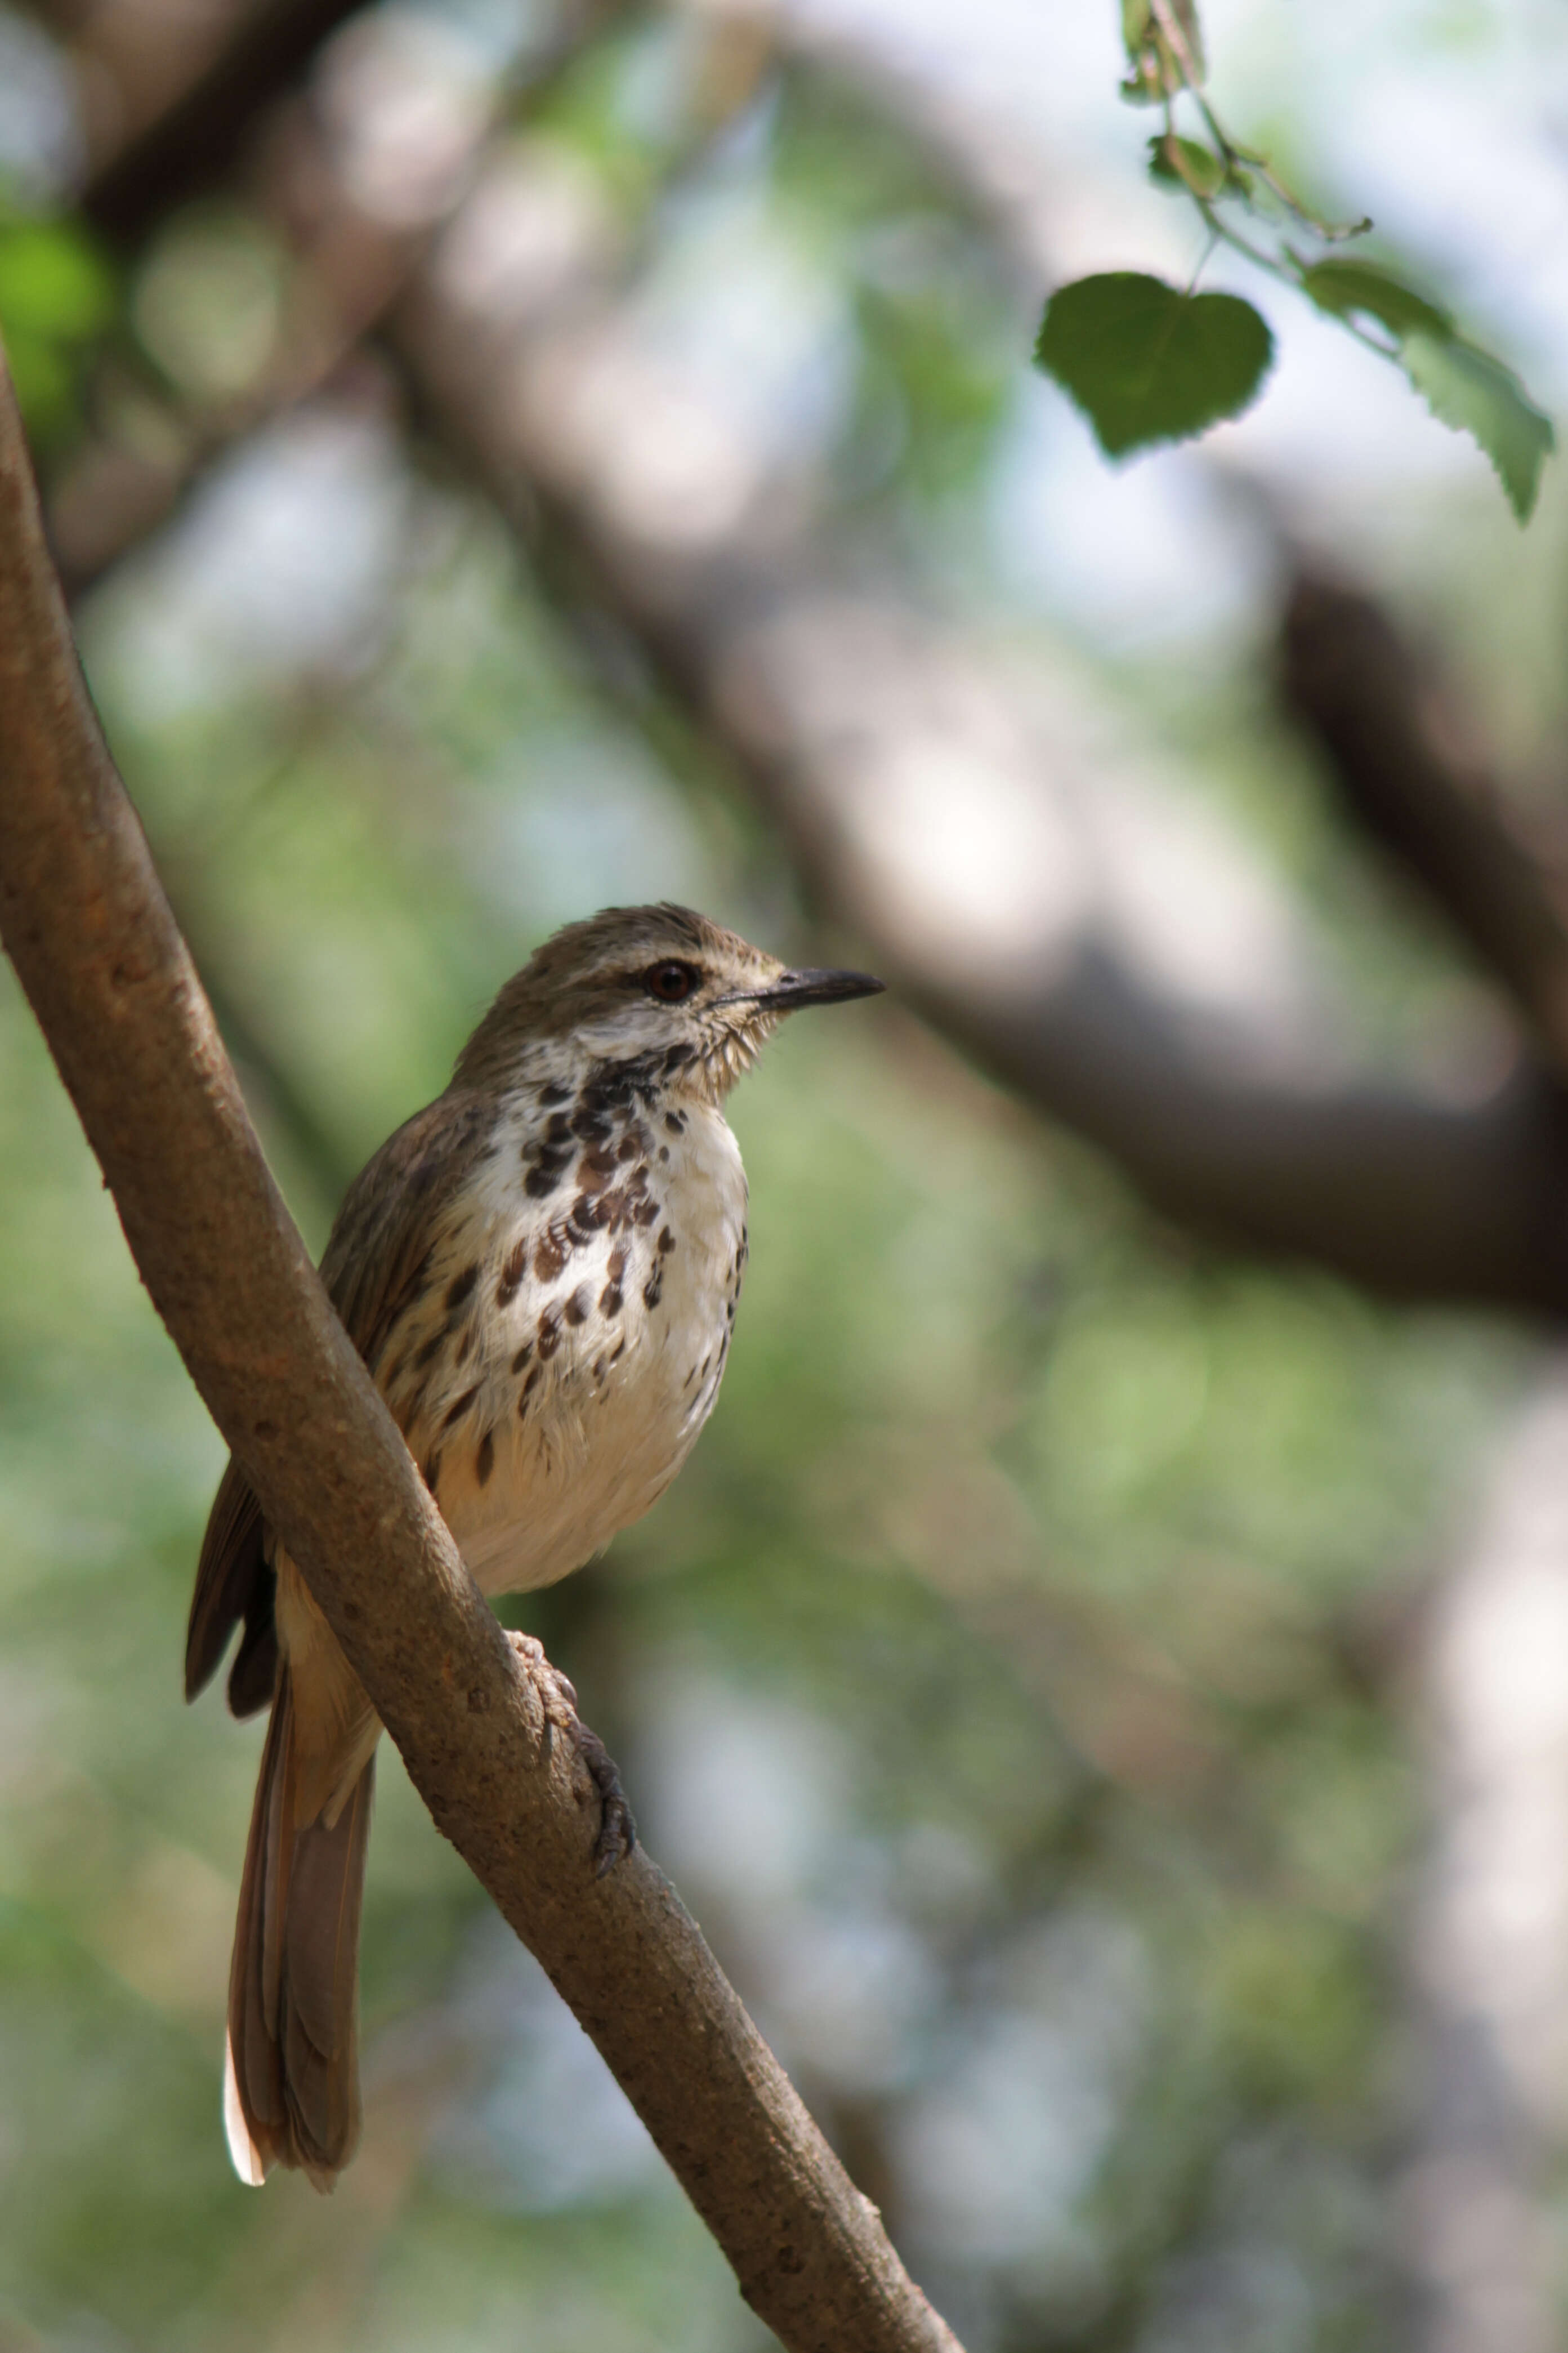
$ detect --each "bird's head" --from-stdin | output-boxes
[456,904,883,1099]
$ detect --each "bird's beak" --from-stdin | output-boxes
[745,968,886,1012]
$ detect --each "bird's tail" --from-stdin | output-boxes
[224,1664,375,2192]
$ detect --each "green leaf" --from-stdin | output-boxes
[1034,271,1274,458]
[1147,134,1226,198]
[1400,331,1554,522]
[1299,259,1450,343]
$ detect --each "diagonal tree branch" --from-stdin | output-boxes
[378,140,1568,1320]
[44,0,1568,1317]
[0,344,962,2353]
[1281,574,1568,1080]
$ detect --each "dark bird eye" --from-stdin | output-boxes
[645,960,700,1004]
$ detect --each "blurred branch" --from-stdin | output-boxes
[51,29,520,592]
[1282,575,1568,1078]
[66,0,378,242]
[63,0,625,247]
[0,349,962,2353]
[379,141,1568,1318]
[46,0,1568,1313]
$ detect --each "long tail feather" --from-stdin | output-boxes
[225,1666,375,2192]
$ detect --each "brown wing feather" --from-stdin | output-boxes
[186,1455,270,1707]
[186,1089,493,1716]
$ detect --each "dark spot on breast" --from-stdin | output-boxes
[564,1282,592,1326]
[545,1111,573,1144]
[600,1282,623,1317]
[522,1363,542,1398]
[422,1449,443,1492]
[592,1355,605,1382]
[569,1191,607,1237]
[633,1198,660,1227]
[497,1238,528,1307]
[537,1308,562,1360]
[662,1043,694,1073]
[535,1232,569,1281]
[607,1246,627,1282]
[664,1111,686,1135]
[525,1166,563,1200]
[443,1384,481,1430]
[658,1146,669,1163]
[658,1227,676,1254]
[572,1104,612,1141]
[413,1329,446,1372]
[455,1326,474,1367]
[609,1335,627,1365]
[475,1430,495,1486]
[539,1081,570,1106]
[578,1144,618,1193]
[643,1268,664,1311]
[511,1342,533,1374]
[445,1263,480,1311]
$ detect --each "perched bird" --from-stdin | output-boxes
[185,903,882,2191]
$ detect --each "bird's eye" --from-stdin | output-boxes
[644,960,701,1004]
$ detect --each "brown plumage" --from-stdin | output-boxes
[186,904,882,2190]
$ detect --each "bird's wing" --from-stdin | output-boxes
[185,1090,495,1714]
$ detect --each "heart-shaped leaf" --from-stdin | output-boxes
[1034,271,1274,458]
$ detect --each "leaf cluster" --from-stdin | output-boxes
[1033,0,1554,520]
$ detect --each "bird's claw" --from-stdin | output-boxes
[505,1630,636,1875]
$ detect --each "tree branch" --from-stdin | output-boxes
[49,4,1568,1317]
[381,142,1568,1318]
[70,0,397,245]
[1281,574,1568,1077]
[0,346,961,2353]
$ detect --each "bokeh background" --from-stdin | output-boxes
[4,2,1568,2348]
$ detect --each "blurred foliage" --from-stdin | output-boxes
[0,2,1550,2350]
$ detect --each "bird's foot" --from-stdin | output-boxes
[506,1631,637,1877]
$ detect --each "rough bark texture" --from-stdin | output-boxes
[0,349,961,2353]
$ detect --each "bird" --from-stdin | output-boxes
[184,903,883,2192]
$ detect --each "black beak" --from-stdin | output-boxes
[758,967,886,1011]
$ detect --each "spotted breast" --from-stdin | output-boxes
[388,1052,749,1598]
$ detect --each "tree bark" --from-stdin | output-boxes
[0,344,961,2353]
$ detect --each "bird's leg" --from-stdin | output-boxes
[506,1630,637,1875]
